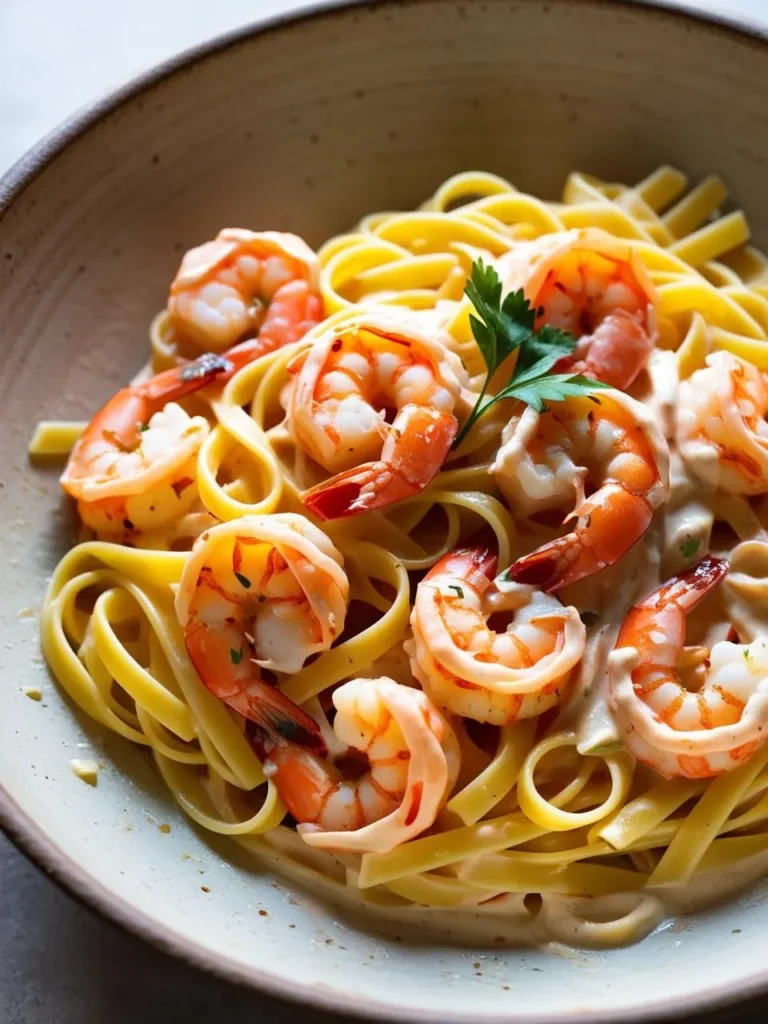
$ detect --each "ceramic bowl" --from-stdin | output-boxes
[2,1,768,1020]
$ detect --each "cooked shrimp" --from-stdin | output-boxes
[500,227,657,390]
[60,351,233,534]
[262,676,460,853]
[289,312,470,519]
[610,556,768,778]
[168,228,322,352]
[407,546,585,723]
[677,350,768,495]
[494,391,669,591]
[175,514,349,752]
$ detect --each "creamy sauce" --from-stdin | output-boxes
[234,821,768,951]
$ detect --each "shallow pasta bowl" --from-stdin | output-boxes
[2,0,768,1020]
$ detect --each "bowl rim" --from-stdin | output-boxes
[1,0,768,1020]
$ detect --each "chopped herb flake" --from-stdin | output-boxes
[680,536,701,559]
[234,571,251,589]
[585,740,624,756]
[448,584,465,599]
[230,648,243,665]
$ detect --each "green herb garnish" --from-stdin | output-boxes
[234,571,251,589]
[230,648,243,665]
[679,536,701,560]
[452,259,613,449]
[448,584,465,599]
[584,739,624,756]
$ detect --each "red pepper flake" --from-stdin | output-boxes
[232,539,243,573]
[171,477,194,498]
[404,781,423,826]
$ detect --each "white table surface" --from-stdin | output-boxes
[1,1,767,1021]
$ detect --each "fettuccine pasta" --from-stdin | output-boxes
[31,168,768,949]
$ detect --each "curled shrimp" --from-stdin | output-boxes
[494,391,669,591]
[610,556,768,778]
[500,228,657,390]
[262,676,460,853]
[168,228,323,352]
[175,514,349,752]
[407,546,585,723]
[60,351,234,535]
[288,312,470,519]
[677,350,768,495]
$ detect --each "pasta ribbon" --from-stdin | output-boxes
[34,167,768,939]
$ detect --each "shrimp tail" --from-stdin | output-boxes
[146,351,234,397]
[301,461,419,519]
[508,484,654,591]
[302,408,456,519]
[652,555,729,613]
[230,678,329,756]
[507,534,588,591]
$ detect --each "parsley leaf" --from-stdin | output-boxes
[452,258,613,448]
[448,584,465,599]
[496,369,610,414]
[679,536,701,560]
[230,648,243,665]
[513,323,578,376]
[464,259,535,370]
[234,571,251,589]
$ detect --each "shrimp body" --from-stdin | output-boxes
[408,547,586,723]
[610,556,768,778]
[168,229,322,352]
[60,352,234,534]
[289,312,469,519]
[500,228,657,389]
[175,514,349,752]
[677,351,768,495]
[495,391,669,591]
[263,677,460,853]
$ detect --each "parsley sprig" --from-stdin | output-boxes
[452,259,613,449]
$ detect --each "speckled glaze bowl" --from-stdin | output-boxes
[2,1,768,1020]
